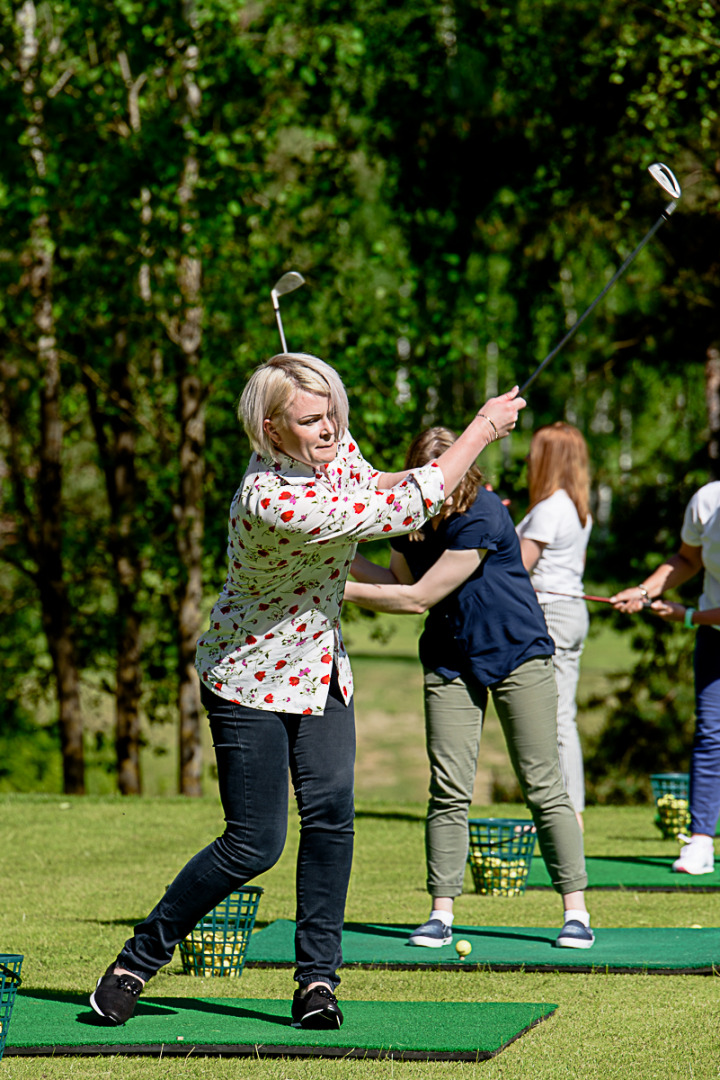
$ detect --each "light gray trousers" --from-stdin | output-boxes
[423,656,588,899]
[540,599,590,813]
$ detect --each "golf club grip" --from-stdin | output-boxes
[519,210,671,395]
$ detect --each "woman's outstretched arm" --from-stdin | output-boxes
[345,547,484,614]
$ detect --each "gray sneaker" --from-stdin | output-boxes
[408,918,453,948]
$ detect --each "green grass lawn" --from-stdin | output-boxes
[1,793,718,1079]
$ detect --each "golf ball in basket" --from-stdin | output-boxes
[455,939,472,957]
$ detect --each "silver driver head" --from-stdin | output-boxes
[648,163,682,201]
[271,271,305,301]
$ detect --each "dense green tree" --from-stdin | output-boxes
[0,0,718,794]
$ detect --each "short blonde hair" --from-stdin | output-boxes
[527,422,590,527]
[238,353,349,459]
[404,426,484,520]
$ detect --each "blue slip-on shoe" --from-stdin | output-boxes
[555,919,595,949]
[408,918,453,948]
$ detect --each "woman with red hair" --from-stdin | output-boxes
[517,422,593,830]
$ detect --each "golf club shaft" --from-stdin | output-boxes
[520,202,677,395]
[274,308,288,352]
[540,589,614,604]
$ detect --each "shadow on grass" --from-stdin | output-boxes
[342,922,555,948]
[21,988,292,1028]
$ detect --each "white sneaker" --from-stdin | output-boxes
[672,835,714,875]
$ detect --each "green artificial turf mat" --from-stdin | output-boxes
[526,855,720,891]
[245,920,719,974]
[4,993,557,1061]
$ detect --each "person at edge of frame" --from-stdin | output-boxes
[612,479,720,876]
[88,353,525,1029]
[344,425,593,953]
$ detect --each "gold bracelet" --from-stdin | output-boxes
[478,413,499,441]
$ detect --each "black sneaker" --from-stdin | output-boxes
[291,985,343,1029]
[90,965,144,1024]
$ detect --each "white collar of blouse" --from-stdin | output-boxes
[257,448,326,482]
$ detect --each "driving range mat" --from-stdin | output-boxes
[245,920,720,974]
[526,855,720,891]
[4,993,557,1061]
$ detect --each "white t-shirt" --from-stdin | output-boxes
[680,481,720,615]
[516,489,592,604]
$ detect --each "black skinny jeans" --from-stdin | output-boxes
[117,668,356,990]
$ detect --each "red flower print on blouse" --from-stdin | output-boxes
[195,427,445,716]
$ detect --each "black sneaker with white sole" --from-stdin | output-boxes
[291,985,343,1029]
[90,965,144,1024]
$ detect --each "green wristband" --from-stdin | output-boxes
[684,607,697,629]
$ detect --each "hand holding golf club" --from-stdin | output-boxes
[610,586,654,613]
[645,599,687,623]
[475,385,526,441]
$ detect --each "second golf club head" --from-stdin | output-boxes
[271,271,305,307]
[648,163,682,201]
[271,270,306,352]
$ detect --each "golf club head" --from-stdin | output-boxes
[271,271,305,304]
[270,271,305,352]
[648,163,682,201]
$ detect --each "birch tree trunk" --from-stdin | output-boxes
[172,34,205,797]
[17,0,85,793]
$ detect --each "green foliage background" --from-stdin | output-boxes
[1,0,719,795]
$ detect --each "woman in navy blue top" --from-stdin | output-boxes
[345,427,592,950]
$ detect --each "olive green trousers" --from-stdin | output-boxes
[423,656,588,898]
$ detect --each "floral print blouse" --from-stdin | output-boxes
[195,430,445,715]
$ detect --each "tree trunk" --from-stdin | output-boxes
[706,343,720,479]
[82,328,144,795]
[173,35,205,797]
[31,217,86,794]
[18,0,85,794]
[177,347,205,798]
